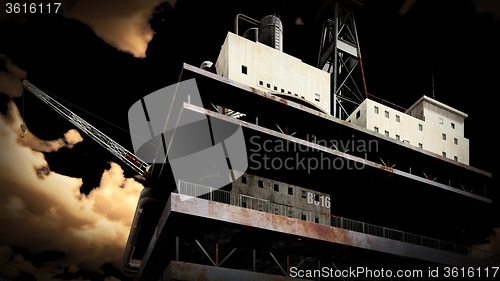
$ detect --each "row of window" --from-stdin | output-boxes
[257,79,322,103]
[245,64,322,103]
[374,106,457,132]
[373,127,460,161]
[241,176,294,195]
[374,106,402,122]
[375,127,459,144]
[375,126,459,145]
[241,176,326,200]
[258,79,302,97]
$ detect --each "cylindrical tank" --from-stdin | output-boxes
[258,15,283,52]
[243,27,259,42]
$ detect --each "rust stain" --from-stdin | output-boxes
[182,63,492,179]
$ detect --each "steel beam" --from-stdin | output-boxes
[166,193,491,267]
[183,102,492,204]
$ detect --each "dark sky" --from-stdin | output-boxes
[1,0,499,280]
[2,0,500,177]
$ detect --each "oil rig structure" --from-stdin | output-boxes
[23,1,499,280]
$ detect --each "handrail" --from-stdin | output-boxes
[234,13,260,36]
[176,180,498,260]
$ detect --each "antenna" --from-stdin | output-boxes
[432,69,435,99]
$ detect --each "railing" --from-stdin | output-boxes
[366,94,426,121]
[176,180,497,260]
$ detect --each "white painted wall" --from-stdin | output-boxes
[347,97,469,165]
[215,32,331,113]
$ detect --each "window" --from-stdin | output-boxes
[301,214,307,221]
[454,138,458,145]
[374,106,379,114]
[315,217,319,223]
[274,184,279,192]
[442,152,446,157]
[418,124,423,131]
[374,127,379,133]
[258,180,263,188]
[315,93,320,102]
[242,201,247,208]
[454,156,458,161]
[451,123,455,129]
[288,187,293,195]
[385,130,389,137]
[281,88,284,93]
[241,176,247,184]
[241,65,247,74]
[259,80,263,86]
[274,86,277,91]
[396,134,400,141]
[356,111,361,119]
[302,190,307,198]
[266,83,270,88]
[442,133,447,140]
[418,143,423,149]
[287,91,291,94]
[385,111,389,118]
[396,115,400,122]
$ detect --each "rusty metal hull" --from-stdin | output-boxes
[168,194,486,267]
[163,261,309,281]
[183,102,492,204]
[182,63,491,178]
[135,193,495,280]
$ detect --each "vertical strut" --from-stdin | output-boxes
[317,0,367,120]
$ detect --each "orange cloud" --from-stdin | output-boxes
[0,99,143,275]
[63,0,176,58]
[0,53,27,98]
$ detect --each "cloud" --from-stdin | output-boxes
[399,0,500,20]
[22,128,84,153]
[0,53,27,98]
[0,100,143,277]
[471,0,500,20]
[63,0,176,58]
[399,0,417,16]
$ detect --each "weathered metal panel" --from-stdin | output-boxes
[169,193,488,267]
[162,261,309,281]
[183,102,492,204]
[182,63,492,178]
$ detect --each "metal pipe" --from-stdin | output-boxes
[219,248,237,267]
[195,239,216,266]
[234,13,260,36]
[216,241,218,267]
[269,252,286,276]
[175,236,179,261]
[252,249,256,272]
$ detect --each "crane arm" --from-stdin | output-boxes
[22,80,151,177]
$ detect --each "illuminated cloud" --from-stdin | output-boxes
[0,101,143,275]
[63,0,177,58]
[0,53,27,98]
[22,128,84,153]
[472,0,500,20]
